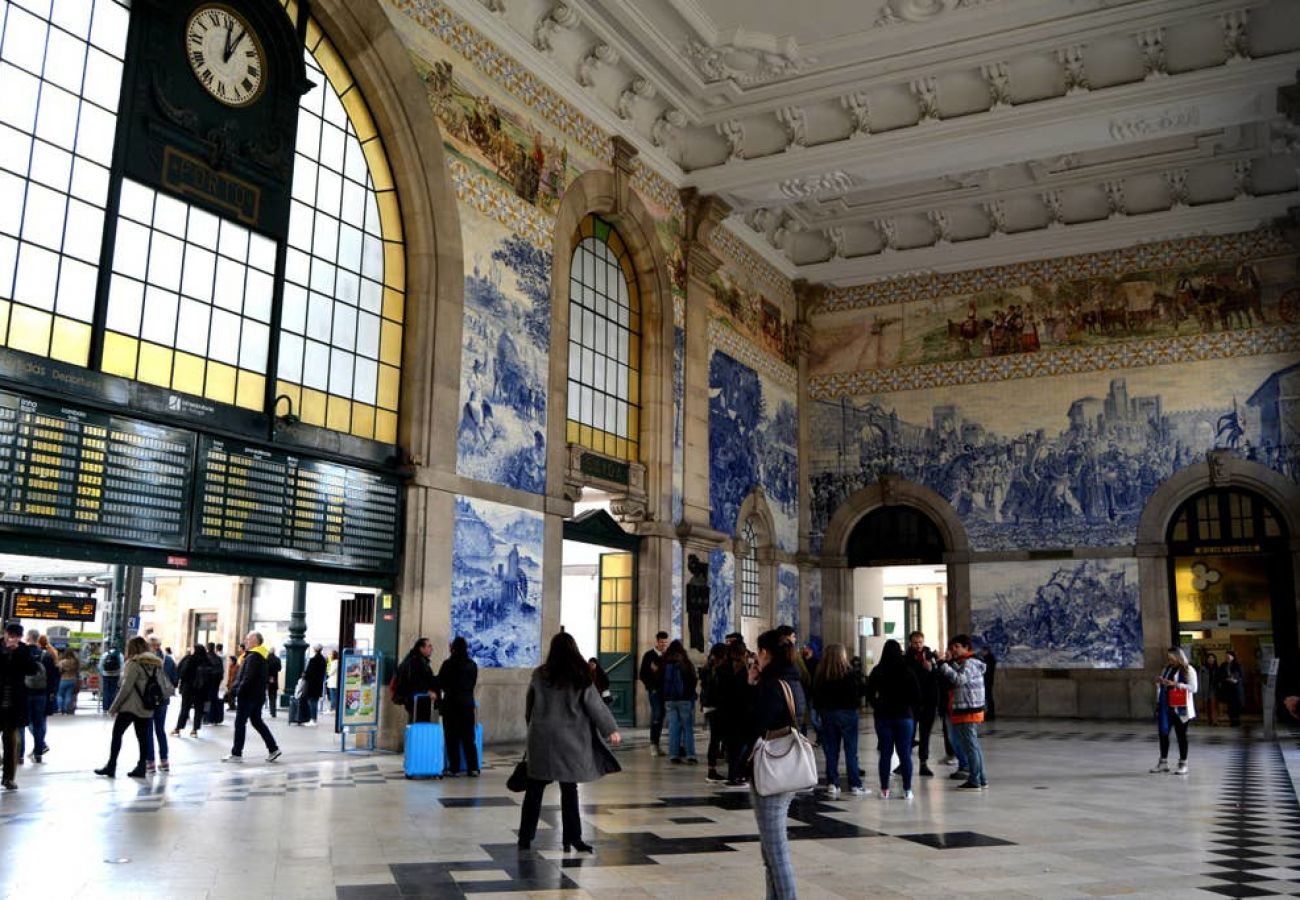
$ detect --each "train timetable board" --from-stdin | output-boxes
[13,591,97,621]
[192,436,400,572]
[0,390,194,548]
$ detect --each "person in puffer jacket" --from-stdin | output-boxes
[937,634,987,791]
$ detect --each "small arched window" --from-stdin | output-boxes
[740,516,760,619]
[566,215,639,461]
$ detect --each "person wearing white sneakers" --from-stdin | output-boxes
[223,632,282,764]
[867,639,922,800]
[1151,646,1198,776]
[812,643,868,798]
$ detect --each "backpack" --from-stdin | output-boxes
[662,662,686,701]
[138,665,166,711]
[24,648,47,691]
[101,650,122,676]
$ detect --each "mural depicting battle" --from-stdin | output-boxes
[971,559,1143,669]
[451,496,544,668]
[809,356,1300,552]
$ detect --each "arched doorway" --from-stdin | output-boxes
[1167,487,1296,717]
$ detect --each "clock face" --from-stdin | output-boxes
[185,4,266,108]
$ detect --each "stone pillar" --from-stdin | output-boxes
[792,282,819,638]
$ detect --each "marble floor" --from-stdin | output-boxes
[1,710,1299,899]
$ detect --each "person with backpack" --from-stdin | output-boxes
[98,644,123,715]
[94,636,172,778]
[265,646,282,718]
[143,635,177,774]
[21,629,51,763]
[394,638,439,722]
[173,644,209,736]
[661,639,698,765]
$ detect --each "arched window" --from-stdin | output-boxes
[0,2,404,444]
[740,516,760,619]
[566,215,639,462]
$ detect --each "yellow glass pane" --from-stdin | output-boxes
[616,630,631,653]
[274,381,302,419]
[204,360,236,404]
[351,401,375,440]
[135,342,171,387]
[8,305,51,356]
[300,387,327,426]
[282,0,297,18]
[579,218,592,240]
[607,228,625,260]
[619,581,633,604]
[101,332,138,378]
[303,17,323,53]
[173,352,205,395]
[382,287,404,324]
[614,437,627,460]
[600,580,616,603]
[599,630,615,654]
[566,420,579,444]
[340,86,377,143]
[382,239,405,290]
[616,603,631,628]
[379,320,402,366]
[50,317,91,366]
[375,409,397,443]
[378,192,403,242]
[314,38,351,95]
[578,424,591,447]
[628,339,640,370]
[377,364,399,410]
[236,370,265,411]
[603,553,631,578]
[629,373,640,405]
[326,393,351,431]
[361,140,393,192]
[627,439,639,462]
[627,406,639,437]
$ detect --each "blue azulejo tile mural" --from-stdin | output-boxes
[671,543,683,641]
[456,210,552,494]
[808,571,822,653]
[970,558,1142,669]
[672,326,685,525]
[809,354,1300,552]
[708,350,799,552]
[708,549,734,647]
[451,495,543,668]
[777,564,799,634]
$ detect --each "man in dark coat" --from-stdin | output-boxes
[223,631,281,763]
[1,623,38,789]
[265,647,281,718]
[397,638,440,723]
[302,645,327,725]
[906,631,939,777]
[639,631,668,755]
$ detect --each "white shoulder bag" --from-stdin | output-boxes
[750,680,818,796]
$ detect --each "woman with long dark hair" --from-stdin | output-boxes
[701,643,728,783]
[437,636,479,775]
[172,643,210,737]
[814,643,867,797]
[517,632,622,853]
[867,639,921,799]
[661,639,698,764]
[95,636,172,778]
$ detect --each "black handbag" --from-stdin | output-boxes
[507,759,529,793]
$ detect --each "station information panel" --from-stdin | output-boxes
[0,389,401,576]
[0,389,193,548]
[192,437,401,571]
[13,591,98,621]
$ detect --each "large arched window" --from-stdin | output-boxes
[740,515,760,619]
[0,2,404,444]
[566,215,639,461]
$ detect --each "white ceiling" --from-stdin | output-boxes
[450,0,1300,286]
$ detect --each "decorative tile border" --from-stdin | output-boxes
[710,318,799,391]
[632,162,684,220]
[710,225,796,307]
[809,324,1300,398]
[819,229,1293,313]
[449,158,553,248]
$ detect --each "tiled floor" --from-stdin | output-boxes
[2,712,1299,898]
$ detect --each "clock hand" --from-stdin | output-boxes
[222,25,233,63]
[224,26,245,63]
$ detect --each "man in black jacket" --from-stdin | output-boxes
[639,631,668,755]
[1,623,38,789]
[302,645,327,725]
[223,632,281,763]
[906,631,939,777]
[265,647,281,718]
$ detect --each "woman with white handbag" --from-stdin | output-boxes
[746,629,816,899]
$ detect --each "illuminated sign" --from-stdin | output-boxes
[13,591,97,621]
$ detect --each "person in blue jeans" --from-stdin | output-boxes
[813,643,866,796]
[21,631,50,763]
[937,634,989,790]
[661,640,699,764]
[144,636,176,773]
[867,639,921,799]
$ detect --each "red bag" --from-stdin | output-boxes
[1167,687,1188,707]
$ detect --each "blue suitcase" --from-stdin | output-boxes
[404,696,444,779]
[446,722,485,773]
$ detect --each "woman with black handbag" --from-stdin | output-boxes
[516,632,621,853]
[746,629,810,899]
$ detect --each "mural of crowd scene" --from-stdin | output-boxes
[809,303,906,376]
[970,558,1143,669]
[808,354,1300,552]
[811,256,1296,377]
[709,267,800,366]
[709,549,735,647]
[709,350,799,552]
[451,496,544,668]
[777,565,800,635]
[808,572,823,653]
[456,210,552,493]
[671,543,683,642]
[389,10,591,211]
[672,326,685,524]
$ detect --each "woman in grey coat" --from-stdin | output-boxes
[517,632,622,853]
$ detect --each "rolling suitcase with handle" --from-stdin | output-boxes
[404,694,444,779]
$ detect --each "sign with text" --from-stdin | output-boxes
[339,649,379,729]
[12,591,97,621]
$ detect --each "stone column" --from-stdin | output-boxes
[283,581,308,704]
[792,282,820,638]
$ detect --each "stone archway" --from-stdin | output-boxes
[1136,452,1300,665]
[819,475,972,649]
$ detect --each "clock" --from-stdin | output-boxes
[185,3,266,108]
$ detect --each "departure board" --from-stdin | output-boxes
[13,591,97,621]
[193,437,400,572]
[0,390,194,547]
